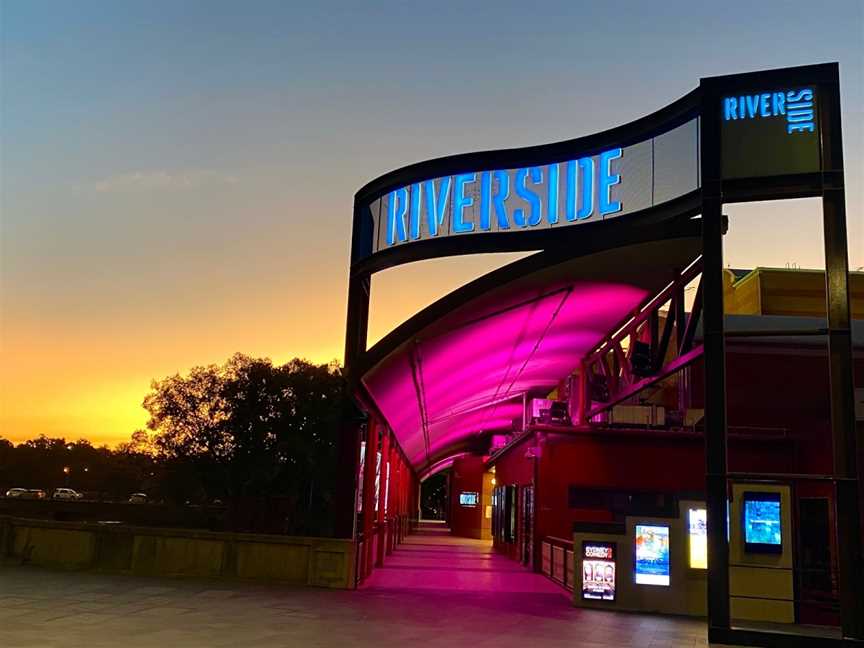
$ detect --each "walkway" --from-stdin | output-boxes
[363,520,568,596]
[0,526,709,647]
[360,522,707,647]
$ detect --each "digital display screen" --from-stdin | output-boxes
[743,492,782,553]
[582,542,616,601]
[688,508,707,569]
[635,524,670,586]
[459,491,479,507]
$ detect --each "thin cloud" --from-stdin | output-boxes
[89,169,239,193]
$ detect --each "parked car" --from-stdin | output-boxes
[5,488,46,499]
[52,488,83,500]
[128,493,148,504]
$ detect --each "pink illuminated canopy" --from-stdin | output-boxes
[361,238,701,471]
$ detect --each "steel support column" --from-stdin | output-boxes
[361,417,379,579]
[700,80,731,633]
[376,430,390,567]
[335,272,372,539]
[820,75,864,640]
[386,442,397,555]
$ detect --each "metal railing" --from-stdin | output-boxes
[540,536,575,592]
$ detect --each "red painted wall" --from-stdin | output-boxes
[449,455,485,539]
[490,435,535,560]
[691,349,842,475]
[491,348,860,561]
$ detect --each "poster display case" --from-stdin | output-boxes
[688,508,708,569]
[582,541,616,601]
[634,524,670,586]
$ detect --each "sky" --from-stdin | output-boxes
[1,0,862,447]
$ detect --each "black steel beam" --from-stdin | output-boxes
[586,346,704,419]
[679,278,703,354]
[819,67,864,640]
[699,74,731,633]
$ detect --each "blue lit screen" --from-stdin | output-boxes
[743,493,782,549]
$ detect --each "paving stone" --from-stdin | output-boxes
[0,533,712,648]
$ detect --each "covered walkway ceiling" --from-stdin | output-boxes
[361,237,702,473]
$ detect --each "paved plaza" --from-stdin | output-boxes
[1,529,708,648]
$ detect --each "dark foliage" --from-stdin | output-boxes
[1,354,345,536]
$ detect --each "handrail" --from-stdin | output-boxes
[543,536,574,549]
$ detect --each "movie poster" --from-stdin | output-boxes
[582,542,616,601]
[688,508,707,569]
[634,524,670,586]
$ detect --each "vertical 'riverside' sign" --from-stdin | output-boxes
[720,86,820,179]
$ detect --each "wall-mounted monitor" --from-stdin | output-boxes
[634,524,670,586]
[582,542,616,601]
[743,491,782,553]
[459,491,479,507]
[688,508,707,569]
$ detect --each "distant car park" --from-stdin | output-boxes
[51,488,83,500]
[5,488,47,499]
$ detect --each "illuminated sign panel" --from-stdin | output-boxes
[688,508,707,569]
[582,541,616,601]
[634,524,670,586]
[459,491,479,507]
[743,491,782,554]
[354,65,838,270]
[384,148,623,246]
[366,119,700,256]
[721,87,819,179]
[723,89,815,133]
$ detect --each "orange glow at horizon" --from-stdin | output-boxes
[0,253,525,448]
[1,198,856,448]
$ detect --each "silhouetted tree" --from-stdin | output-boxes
[0,354,343,536]
[142,353,343,532]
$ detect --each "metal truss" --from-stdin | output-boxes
[577,257,704,422]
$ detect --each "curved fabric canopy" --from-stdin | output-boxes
[361,237,702,472]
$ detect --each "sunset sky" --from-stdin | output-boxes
[1,1,862,447]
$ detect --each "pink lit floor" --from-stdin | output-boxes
[362,521,568,595]
[0,523,710,647]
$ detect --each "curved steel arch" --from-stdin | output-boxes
[350,88,701,273]
[338,63,864,648]
[353,209,701,383]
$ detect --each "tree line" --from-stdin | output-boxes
[0,353,345,536]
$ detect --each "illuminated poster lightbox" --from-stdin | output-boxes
[743,492,782,553]
[459,491,479,507]
[634,524,670,586]
[688,508,707,569]
[582,541,616,601]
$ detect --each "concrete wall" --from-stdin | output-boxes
[0,516,355,589]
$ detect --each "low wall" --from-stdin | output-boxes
[0,516,355,589]
[0,498,227,529]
